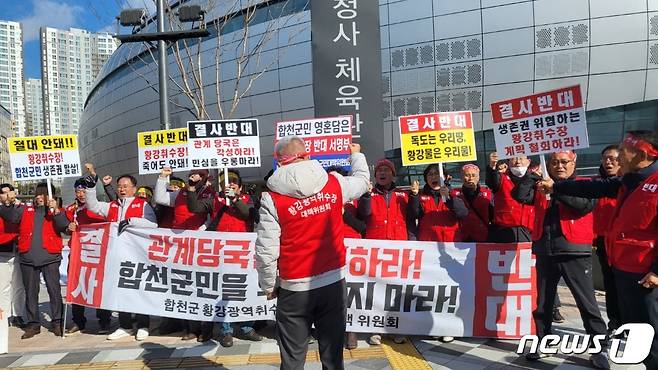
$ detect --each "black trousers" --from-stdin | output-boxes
[72,304,111,327]
[276,279,346,370]
[21,262,62,329]
[614,269,658,369]
[119,312,149,330]
[533,255,607,343]
[594,237,621,330]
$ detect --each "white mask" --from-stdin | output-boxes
[509,166,528,177]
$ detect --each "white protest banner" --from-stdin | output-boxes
[68,224,536,338]
[67,224,274,322]
[137,128,189,175]
[275,116,352,169]
[187,119,260,169]
[490,85,588,159]
[9,135,81,181]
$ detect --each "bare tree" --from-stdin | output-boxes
[121,0,309,122]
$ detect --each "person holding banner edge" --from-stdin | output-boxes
[256,137,369,370]
[0,183,25,329]
[83,166,158,341]
[539,130,658,370]
[64,176,112,335]
[0,183,71,339]
[529,150,609,369]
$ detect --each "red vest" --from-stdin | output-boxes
[215,194,252,232]
[343,199,362,239]
[532,178,594,244]
[606,171,658,274]
[65,203,106,225]
[0,212,19,245]
[493,173,535,231]
[172,188,215,230]
[452,187,492,242]
[270,175,345,280]
[364,188,408,240]
[594,196,617,237]
[417,192,462,242]
[17,205,64,254]
[106,197,148,222]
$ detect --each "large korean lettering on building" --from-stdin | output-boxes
[490,85,589,158]
[8,135,81,181]
[137,128,189,174]
[68,224,536,337]
[311,0,383,164]
[187,119,260,169]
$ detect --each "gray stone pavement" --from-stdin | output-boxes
[0,285,649,369]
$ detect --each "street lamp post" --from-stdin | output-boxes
[115,1,209,130]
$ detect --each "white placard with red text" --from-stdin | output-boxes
[67,224,536,338]
[490,85,589,159]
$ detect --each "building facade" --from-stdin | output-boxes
[0,104,12,182]
[24,78,44,136]
[79,0,658,186]
[40,27,117,135]
[0,20,24,137]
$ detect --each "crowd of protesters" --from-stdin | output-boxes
[2,130,658,370]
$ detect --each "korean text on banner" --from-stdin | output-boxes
[275,116,353,169]
[137,128,189,175]
[67,223,276,322]
[9,135,81,181]
[187,120,261,169]
[67,224,536,338]
[490,85,589,159]
[399,111,477,167]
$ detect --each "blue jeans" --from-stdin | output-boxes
[221,321,254,335]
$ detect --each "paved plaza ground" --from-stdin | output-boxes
[0,285,647,370]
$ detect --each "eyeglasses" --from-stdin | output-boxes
[602,156,619,163]
[550,159,573,167]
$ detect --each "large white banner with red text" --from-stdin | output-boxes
[67,224,536,338]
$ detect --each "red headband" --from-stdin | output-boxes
[277,152,308,166]
[461,164,480,174]
[550,150,577,161]
[623,134,658,157]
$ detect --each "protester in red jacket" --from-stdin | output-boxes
[407,164,467,242]
[541,131,658,370]
[186,169,261,347]
[592,145,622,337]
[64,178,111,335]
[358,158,411,345]
[451,164,492,242]
[529,151,608,369]
[0,183,71,339]
[0,183,25,329]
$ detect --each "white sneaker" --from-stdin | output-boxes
[368,334,382,345]
[440,336,454,342]
[136,328,149,341]
[107,328,133,340]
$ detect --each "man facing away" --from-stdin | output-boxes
[256,136,369,370]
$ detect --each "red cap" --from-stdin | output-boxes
[374,158,396,176]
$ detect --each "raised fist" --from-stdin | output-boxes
[160,167,173,178]
[102,175,112,186]
[84,163,96,175]
[349,143,361,154]
[410,180,420,195]
[489,152,499,169]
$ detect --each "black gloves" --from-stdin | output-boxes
[118,218,130,235]
[83,174,98,188]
